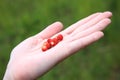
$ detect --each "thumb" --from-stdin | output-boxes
[35,22,63,39]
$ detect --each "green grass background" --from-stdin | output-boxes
[0,0,120,80]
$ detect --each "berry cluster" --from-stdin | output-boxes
[41,34,63,51]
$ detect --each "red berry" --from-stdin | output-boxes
[41,42,51,51]
[47,38,57,47]
[43,42,51,49]
[57,34,63,41]
[41,46,48,51]
[53,37,58,44]
[42,34,63,52]
[47,38,52,43]
[49,40,56,47]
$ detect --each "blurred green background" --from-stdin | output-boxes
[0,0,120,80]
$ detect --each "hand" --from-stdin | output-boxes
[3,11,112,80]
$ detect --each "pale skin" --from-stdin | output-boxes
[3,11,112,80]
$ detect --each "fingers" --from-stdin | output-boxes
[62,12,101,35]
[70,11,112,36]
[69,31,104,53]
[35,22,63,39]
[69,18,111,41]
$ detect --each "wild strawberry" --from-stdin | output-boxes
[41,34,63,52]
[49,40,56,47]
[41,42,51,51]
[41,45,48,51]
[57,34,63,41]
[47,38,52,43]
[47,38,57,47]
[53,37,58,45]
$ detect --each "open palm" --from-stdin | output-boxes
[4,11,112,80]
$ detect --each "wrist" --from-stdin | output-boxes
[3,68,14,80]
